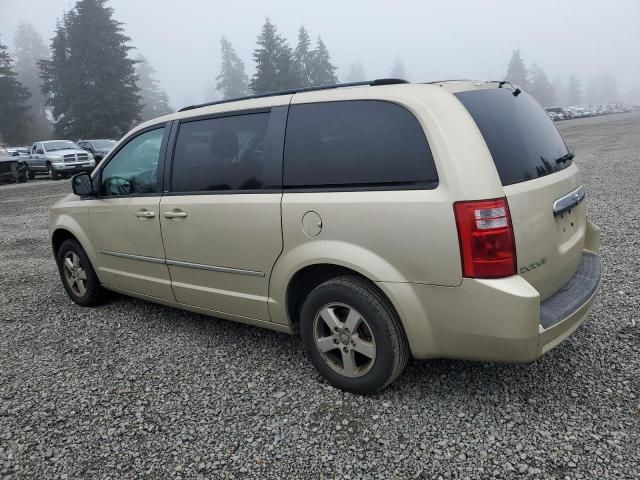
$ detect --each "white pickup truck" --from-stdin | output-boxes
[27,140,95,180]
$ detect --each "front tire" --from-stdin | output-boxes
[56,239,105,306]
[27,167,35,179]
[300,276,409,394]
[48,163,60,180]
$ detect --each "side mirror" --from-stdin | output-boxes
[37,149,44,154]
[72,173,95,197]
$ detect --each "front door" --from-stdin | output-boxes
[87,125,174,300]
[159,107,287,321]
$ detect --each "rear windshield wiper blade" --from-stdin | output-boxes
[555,152,575,164]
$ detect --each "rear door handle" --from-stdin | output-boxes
[135,209,155,218]
[163,209,188,219]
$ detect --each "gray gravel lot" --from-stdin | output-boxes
[1,113,639,479]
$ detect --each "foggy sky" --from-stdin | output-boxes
[1,0,639,108]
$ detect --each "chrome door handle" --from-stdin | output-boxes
[163,209,188,219]
[135,209,155,218]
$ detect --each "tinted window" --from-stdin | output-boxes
[455,89,571,186]
[284,101,437,189]
[100,127,164,196]
[171,113,270,192]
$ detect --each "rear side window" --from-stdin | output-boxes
[171,113,270,192]
[455,89,571,186]
[284,101,438,189]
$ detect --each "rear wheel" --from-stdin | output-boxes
[56,239,105,306]
[300,276,409,394]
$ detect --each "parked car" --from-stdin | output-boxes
[545,107,564,121]
[6,146,29,157]
[49,79,602,393]
[77,139,117,160]
[0,147,28,184]
[27,140,95,180]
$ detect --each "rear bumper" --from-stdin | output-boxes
[378,227,601,361]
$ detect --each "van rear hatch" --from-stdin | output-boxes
[456,88,586,300]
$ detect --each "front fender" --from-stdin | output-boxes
[49,203,100,279]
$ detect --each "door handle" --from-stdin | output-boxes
[163,209,188,219]
[135,209,155,218]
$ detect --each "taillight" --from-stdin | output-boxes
[453,198,516,278]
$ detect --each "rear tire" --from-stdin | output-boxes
[56,238,105,306]
[300,275,409,394]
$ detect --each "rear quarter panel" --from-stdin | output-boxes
[270,84,507,325]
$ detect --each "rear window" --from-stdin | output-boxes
[284,100,438,189]
[455,89,571,186]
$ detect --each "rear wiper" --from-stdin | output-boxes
[555,152,575,164]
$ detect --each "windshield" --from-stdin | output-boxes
[455,88,571,186]
[44,141,80,152]
[92,140,116,149]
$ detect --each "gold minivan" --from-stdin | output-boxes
[50,79,601,393]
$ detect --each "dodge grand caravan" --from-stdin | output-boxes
[49,79,601,393]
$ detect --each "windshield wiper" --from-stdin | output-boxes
[555,152,575,164]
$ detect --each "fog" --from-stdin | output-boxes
[1,0,639,108]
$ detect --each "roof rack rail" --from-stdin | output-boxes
[178,78,409,112]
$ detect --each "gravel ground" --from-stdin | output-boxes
[1,113,639,479]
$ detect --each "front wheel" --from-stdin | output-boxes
[56,239,105,306]
[27,167,35,179]
[300,276,409,394]
[48,164,60,180]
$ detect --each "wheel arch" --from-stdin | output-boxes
[50,213,101,280]
[269,241,411,325]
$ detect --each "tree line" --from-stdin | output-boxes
[503,49,620,108]
[0,0,625,146]
[0,0,172,144]
[215,20,339,100]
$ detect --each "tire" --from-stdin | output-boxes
[48,163,60,180]
[300,275,409,394]
[56,238,105,306]
[27,167,35,180]
[18,171,27,183]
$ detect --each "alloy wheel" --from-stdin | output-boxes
[312,303,376,378]
[63,251,87,297]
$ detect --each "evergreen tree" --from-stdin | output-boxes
[390,57,406,79]
[13,22,52,140]
[293,26,313,87]
[0,37,31,145]
[216,37,250,99]
[346,62,366,82]
[566,74,583,105]
[505,49,529,90]
[39,0,141,139]
[135,54,172,121]
[552,75,566,106]
[529,64,556,107]
[585,73,619,104]
[250,18,296,94]
[309,36,337,86]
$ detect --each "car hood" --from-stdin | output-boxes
[0,155,21,163]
